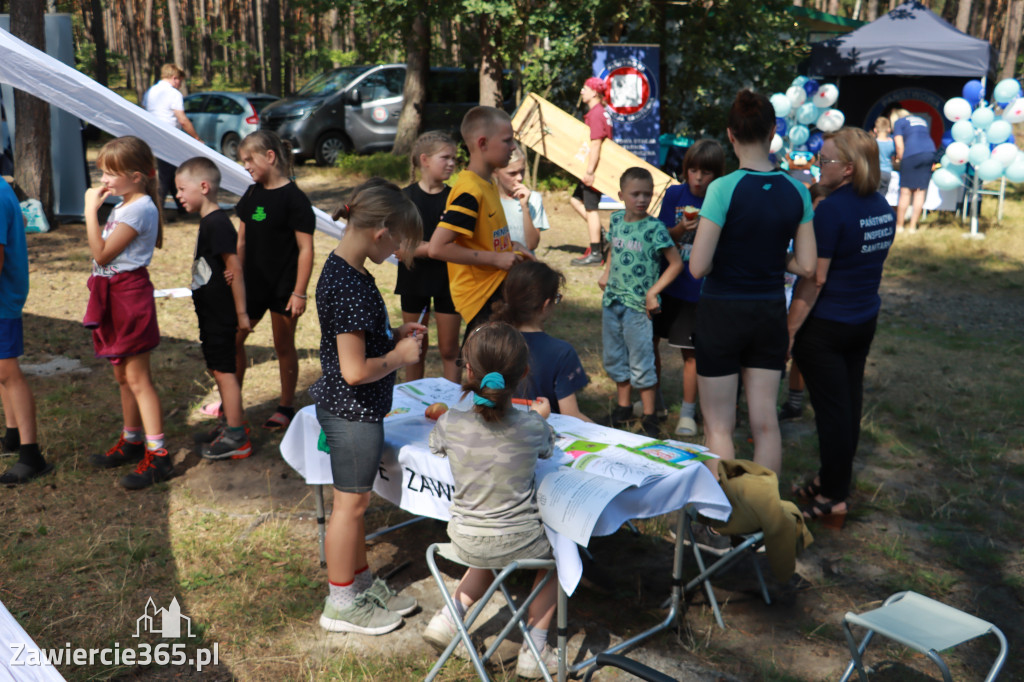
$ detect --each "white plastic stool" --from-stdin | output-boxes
[839,591,1008,682]
[424,542,558,682]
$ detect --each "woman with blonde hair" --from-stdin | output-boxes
[890,107,936,232]
[788,127,896,529]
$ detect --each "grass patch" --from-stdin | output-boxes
[334,151,412,183]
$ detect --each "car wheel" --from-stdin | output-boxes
[314,132,349,167]
[221,132,241,161]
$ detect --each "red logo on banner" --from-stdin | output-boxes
[605,66,651,116]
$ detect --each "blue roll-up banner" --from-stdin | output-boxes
[592,44,661,166]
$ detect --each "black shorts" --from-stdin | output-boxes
[246,274,292,323]
[652,294,697,349]
[695,298,788,377]
[572,183,601,212]
[400,290,457,316]
[198,320,237,374]
[462,284,504,346]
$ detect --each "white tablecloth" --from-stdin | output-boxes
[280,385,732,595]
[1,599,65,680]
[885,171,963,211]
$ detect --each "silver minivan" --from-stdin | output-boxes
[259,64,507,165]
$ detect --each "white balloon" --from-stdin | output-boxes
[786,85,807,108]
[971,106,995,130]
[931,168,963,191]
[770,93,792,118]
[951,120,976,144]
[987,119,1012,144]
[977,158,1005,181]
[943,97,973,122]
[968,142,991,165]
[942,154,966,173]
[1001,99,1024,124]
[945,141,970,165]
[813,84,839,108]
[770,133,784,154]
[816,108,845,133]
[992,142,1019,167]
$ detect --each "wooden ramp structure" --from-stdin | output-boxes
[511,92,679,217]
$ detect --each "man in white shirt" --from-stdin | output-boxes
[143,63,201,215]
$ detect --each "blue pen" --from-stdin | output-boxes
[414,306,427,338]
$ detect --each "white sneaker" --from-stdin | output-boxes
[422,609,473,659]
[674,415,698,437]
[516,644,558,679]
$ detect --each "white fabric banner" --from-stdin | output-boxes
[0,26,342,238]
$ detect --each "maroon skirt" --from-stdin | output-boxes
[84,268,160,361]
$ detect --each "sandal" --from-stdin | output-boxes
[263,410,293,431]
[792,478,822,502]
[200,401,224,418]
[800,497,847,530]
[0,461,54,485]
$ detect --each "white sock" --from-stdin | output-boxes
[353,564,373,592]
[524,625,548,652]
[328,580,359,609]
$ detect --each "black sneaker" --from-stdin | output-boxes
[119,448,174,490]
[641,414,661,438]
[193,422,224,445]
[88,436,145,469]
[778,403,804,422]
[201,429,252,461]
[571,249,603,266]
[610,405,633,429]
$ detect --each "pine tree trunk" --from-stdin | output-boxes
[393,7,429,157]
[266,0,281,96]
[10,0,54,223]
[167,0,188,93]
[255,0,266,92]
[867,0,879,20]
[90,0,108,85]
[478,14,503,107]
[1000,0,1024,77]
[956,0,973,32]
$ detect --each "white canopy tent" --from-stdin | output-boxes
[0,25,342,238]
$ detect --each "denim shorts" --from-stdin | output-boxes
[316,404,384,493]
[0,317,23,359]
[602,301,657,388]
[447,522,551,569]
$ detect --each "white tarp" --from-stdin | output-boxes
[0,25,342,238]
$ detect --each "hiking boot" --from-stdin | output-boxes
[609,404,633,429]
[319,594,401,635]
[193,422,224,445]
[422,609,473,658]
[88,436,144,469]
[641,414,661,438]
[516,644,558,679]
[570,248,602,266]
[363,577,417,616]
[674,415,698,437]
[119,448,174,490]
[201,429,252,460]
[778,403,804,422]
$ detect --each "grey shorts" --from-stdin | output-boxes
[447,522,551,569]
[316,404,384,493]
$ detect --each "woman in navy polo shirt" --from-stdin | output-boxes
[690,90,817,477]
[891,108,936,233]
[788,127,895,529]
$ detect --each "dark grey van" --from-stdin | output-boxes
[259,64,507,166]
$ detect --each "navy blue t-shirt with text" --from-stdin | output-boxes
[811,184,895,324]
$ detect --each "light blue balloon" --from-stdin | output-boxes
[971,106,995,130]
[951,120,976,144]
[987,119,1012,144]
[941,154,966,173]
[789,124,810,146]
[796,103,818,125]
[931,168,963,191]
[994,78,1021,105]
[1005,159,1024,182]
[791,76,808,88]
[977,158,1005,181]
[770,93,791,118]
[968,142,991,165]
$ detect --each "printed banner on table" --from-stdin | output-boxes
[592,44,661,166]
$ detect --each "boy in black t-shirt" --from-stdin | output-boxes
[175,158,253,460]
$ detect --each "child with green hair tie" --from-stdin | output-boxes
[422,321,560,679]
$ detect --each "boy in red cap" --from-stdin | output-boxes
[569,76,613,266]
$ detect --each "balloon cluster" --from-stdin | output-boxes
[932,77,1024,190]
[768,77,845,157]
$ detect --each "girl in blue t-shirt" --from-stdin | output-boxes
[492,261,592,421]
[311,179,426,635]
[653,140,725,438]
[690,90,817,477]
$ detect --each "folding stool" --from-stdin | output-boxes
[681,507,771,629]
[424,542,558,682]
[839,590,1008,682]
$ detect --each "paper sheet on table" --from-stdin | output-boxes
[536,467,633,546]
[566,445,677,487]
[153,287,193,298]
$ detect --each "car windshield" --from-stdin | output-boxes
[296,67,371,97]
[247,96,278,113]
